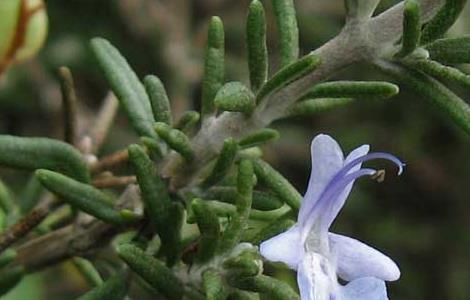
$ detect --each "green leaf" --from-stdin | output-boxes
[230,275,299,300]
[128,145,181,266]
[202,138,238,188]
[303,81,399,99]
[187,199,236,224]
[271,0,299,67]
[214,82,256,114]
[396,0,421,58]
[248,218,295,245]
[154,122,194,161]
[165,202,184,266]
[256,54,321,103]
[192,199,221,263]
[223,249,262,277]
[238,129,279,149]
[420,0,468,45]
[229,290,260,300]
[0,136,90,183]
[144,75,173,125]
[425,35,470,64]
[0,266,24,297]
[288,98,354,116]
[202,16,225,118]
[76,271,128,300]
[90,38,156,138]
[116,243,183,300]
[246,0,268,92]
[206,187,283,211]
[18,175,43,214]
[174,111,200,134]
[203,269,228,300]
[72,257,103,287]
[407,59,470,90]
[0,180,15,214]
[377,60,470,134]
[0,249,16,268]
[218,160,254,253]
[36,170,139,225]
[252,159,301,211]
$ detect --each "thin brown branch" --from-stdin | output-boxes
[58,67,79,146]
[90,149,129,174]
[89,92,120,153]
[92,176,136,189]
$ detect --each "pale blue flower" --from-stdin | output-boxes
[260,134,404,300]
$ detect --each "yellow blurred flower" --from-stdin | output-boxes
[0,0,48,75]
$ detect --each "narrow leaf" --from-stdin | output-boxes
[0,180,15,214]
[192,199,221,263]
[377,60,470,134]
[247,0,268,92]
[72,257,103,287]
[36,169,139,225]
[91,38,156,138]
[0,266,23,297]
[154,122,194,161]
[206,187,283,211]
[175,111,200,134]
[0,135,90,182]
[230,275,299,300]
[420,0,468,45]
[144,75,173,125]
[396,0,421,57]
[407,59,470,89]
[202,138,238,188]
[252,159,301,210]
[0,249,16,268]
[214,82,255,114]
[202,16,225,118]
[116,243,183,300]
[128,145,181,265]
[19,175,43,214]
[288,98,354,116]
[203,269,228,300]
[304,81,399,99]
[77,271,128,300]
[271,0,299,67]
[238,129,279,149]
[223,249,262,277]
[256,54,321,103]
[248,218,295,245]
[218,160,254,253]
[425,35,470,64]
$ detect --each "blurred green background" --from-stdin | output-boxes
[0,0,469,299]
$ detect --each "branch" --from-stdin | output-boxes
[162,0,445,190]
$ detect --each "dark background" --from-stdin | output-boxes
[0,0,469,299]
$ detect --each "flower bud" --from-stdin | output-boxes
[0,0,48,74]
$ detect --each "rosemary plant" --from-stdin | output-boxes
[0,0,469,299]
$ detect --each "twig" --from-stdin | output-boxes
[89,92,120,154]
[58,67,79,146]
[161,0,446,190]
[0,195,58,254]
[90,149,129,174]
[92,176,137,188]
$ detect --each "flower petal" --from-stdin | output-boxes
[297,252,338,300]
[299,134,344,225]
[324,144,369,229]
[259,225,304,270]
[340,277,389,300]
[329,233,400,282]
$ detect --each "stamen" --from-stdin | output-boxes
[371,169,386,183]
[339,152,404,179]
